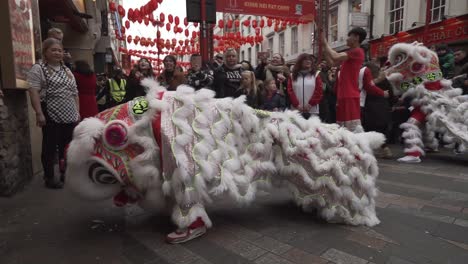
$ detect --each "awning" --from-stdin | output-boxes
[39,0,88,33]
[369,14,468,58]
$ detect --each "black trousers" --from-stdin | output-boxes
[41,119,75,181]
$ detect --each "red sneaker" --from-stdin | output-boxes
[166,217,207,244]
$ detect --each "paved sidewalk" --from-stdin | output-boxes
[1,146,468,264]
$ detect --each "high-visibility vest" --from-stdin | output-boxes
[109,79,126,103]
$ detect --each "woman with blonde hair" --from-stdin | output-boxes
[237,70,262,108]
[27,38,80,189]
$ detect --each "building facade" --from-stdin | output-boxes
[215,13,315,67]
[0,0,124,196]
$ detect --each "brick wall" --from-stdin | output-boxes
[0,89,33,196]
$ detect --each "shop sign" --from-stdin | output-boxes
[9,0,35,88]
[216,0,315,21]
[350,12,368,27]
[370,15,468,58]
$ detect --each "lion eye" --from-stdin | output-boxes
[88,163,118,185]
[394,52,407,65]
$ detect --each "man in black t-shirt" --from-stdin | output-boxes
[212,48,243,98]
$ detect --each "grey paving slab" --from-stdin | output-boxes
[433,222,468,244]
[387,204,455,224]
[373,210,468,264]
[181,237,255,264]
[421,205,465,220]
[385,256,416,264]
[122,234,171,264]
[453,218,468,228]
[251,236,293,255]
[254,252,295,264]
[380,170,468,194]
[378,182,438,201]
[432,190,468,208]
[321,248,368,264]
[281,248,328,264]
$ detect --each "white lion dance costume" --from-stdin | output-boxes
[386,42,468,163]
[66,79,385,243]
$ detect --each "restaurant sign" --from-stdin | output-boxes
[216,0,315,21]
[370,15,468,58]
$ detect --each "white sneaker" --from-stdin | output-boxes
[166,226,207,244]
[397,155,421,163]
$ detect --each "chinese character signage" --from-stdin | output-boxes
[8,0,35,87]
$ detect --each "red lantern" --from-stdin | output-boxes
[125,20,130,29]
[120,27,126,34]
[218,19,224,28]
[168,14,173,23]
[267,18,273,27]
[235,20,240,27]
[118,5,125,17]
[185,39,189,46]
[173,26,178,33]
[160,13,165,22]
[227,20,232,29]
[252,20,257,28]
[255,27,260,35]
[127,35,132,43]
[166,23,171,31]
[192,31,197,39]
[109,1,116,12]
[157,31,161,38]
[179,40,184,46]
[134,9,140,20]
[184,17,188,27]
[259,19,265,28]
[150,0,158,10]
[185,29,189,37]
[144,17,149,26]
[242,20,250,27]
[128,8,134,21]
[175,16,180,25]
[194,22,199,27]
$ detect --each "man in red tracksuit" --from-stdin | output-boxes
[322,27,377,132]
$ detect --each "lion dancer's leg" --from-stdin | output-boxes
[166,200,212,244]
[336,98,364,133]
[397,107,427,163]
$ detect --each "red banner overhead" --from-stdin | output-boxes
[216,0,315,21]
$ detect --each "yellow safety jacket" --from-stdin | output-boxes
[109,79,127,103]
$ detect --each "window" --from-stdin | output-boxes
[268,36,274,51]
[389,0,404,34]
[291,27,298,54]
[279,32,285,56]
[329,8,338,42]
[431,0,446,22]
[248,48,252,62]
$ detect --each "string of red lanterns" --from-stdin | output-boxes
[111,0,311,69]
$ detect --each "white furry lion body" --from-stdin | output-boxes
[66,79,384,232]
